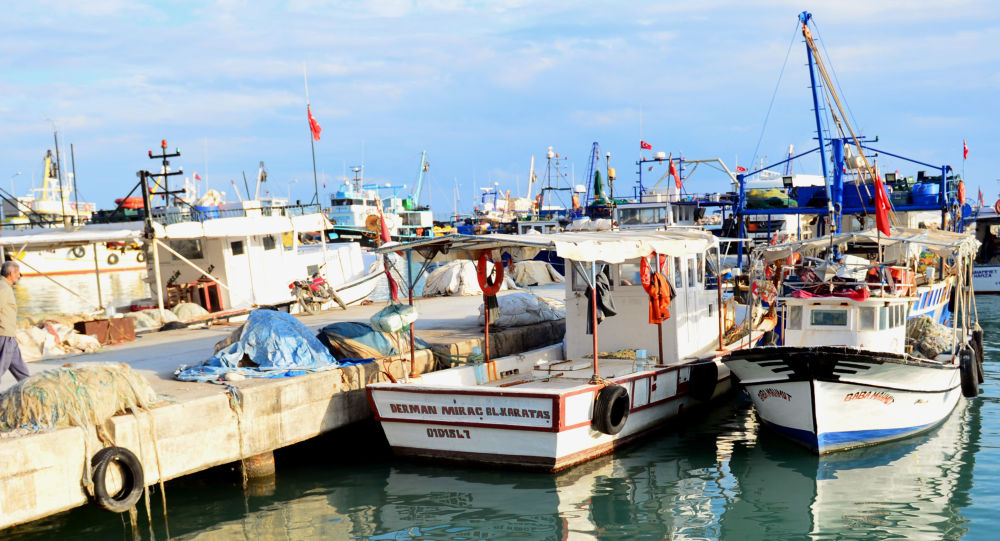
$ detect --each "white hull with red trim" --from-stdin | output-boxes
[368,343,739,471]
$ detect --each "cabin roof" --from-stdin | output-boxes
[372,229,716,263]
[152,213,332,239]
[0,222,144,248]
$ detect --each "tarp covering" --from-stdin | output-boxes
[317,321,430,359]
[757,227,980,263]
[510,260,564,286]
[175,309,338,382]
[477,292,565,328]
[372,230,717,265]
[423,260,518,296]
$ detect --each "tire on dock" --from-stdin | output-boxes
[90,446,145,513]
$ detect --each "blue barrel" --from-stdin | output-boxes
[194,205,220,221]
[911,183,940,205]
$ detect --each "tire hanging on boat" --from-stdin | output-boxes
[107,253,119,265]
[592,385,630,435]
[688,361,719,401]
[972,325,985,384]
[136,251,146,263]
[90,446,145,513]
[959,346,979,398]
[71,246,86,258]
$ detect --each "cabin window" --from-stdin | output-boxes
[231,240,245,256]
[263,235,277,251]
[618,261,641,287]
[696,253,705,285]
[787,305,802,330]
[167,239,203,260]
[810,309,848,327]
[879,306,888,330]
[859,307,875,330]
[687,257,697,287]
[675,257,685,288]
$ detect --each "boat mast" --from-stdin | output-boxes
[800,11,837,234]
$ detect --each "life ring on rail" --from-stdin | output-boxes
[90,446,145,513]
[136,251,146,263]
[960,347,979,398]
[107,253,120,265]
[688,361,719,401]
[71,246,86,258]
[476,250,504,295]
[592,384,630,435]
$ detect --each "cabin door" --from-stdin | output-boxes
[225,237,256,307]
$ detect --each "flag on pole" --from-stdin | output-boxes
[669,158,681,190]
[308,106,322,141]
[640,140,652,150]
[978,187,984,207]
[194,173,202,181]
[873,174,891,237]
[963,140,969,160]
[736,166,747,173]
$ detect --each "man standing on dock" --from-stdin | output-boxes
[0,261,28,384]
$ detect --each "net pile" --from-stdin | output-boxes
[0,363,159,432]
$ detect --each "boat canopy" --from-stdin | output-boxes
[756,227,979,263]
[372,230,717,263]
[151,213,333,239]
[0,222,145,248]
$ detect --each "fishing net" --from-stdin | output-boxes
[0,362,159,433]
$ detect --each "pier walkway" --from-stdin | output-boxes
[0,285,565,529]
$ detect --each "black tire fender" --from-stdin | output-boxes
[689,361,719,401]
[71,246,86,258]
[107,253,120,265]
[136,251,146,263]
[959,347,979,398]
[592,385,630,435]
[90,446,144,513]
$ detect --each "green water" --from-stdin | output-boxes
[7,298,1000,540]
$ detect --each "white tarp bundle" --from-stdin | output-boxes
[17,323,102,361]
[510,260,564,286]
[422,260,518,296]
[477,292,565,328]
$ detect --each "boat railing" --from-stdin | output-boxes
[775,261,917,298]
[150,203,324,226]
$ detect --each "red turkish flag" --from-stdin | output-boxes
[963,140,969,160]
[874,174,891,237]
[736,166,747,173]
[640,140,652,150]
[669,158,681,190]
[308,106,322,141]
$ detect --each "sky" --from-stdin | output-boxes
[2,0,998,218]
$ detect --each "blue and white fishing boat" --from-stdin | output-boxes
[722,12,983,454]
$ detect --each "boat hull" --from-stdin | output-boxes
[368,349,732,472]
[972,264,1000,294]
[725,346,963,454]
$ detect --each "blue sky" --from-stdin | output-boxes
[2,1,998,217]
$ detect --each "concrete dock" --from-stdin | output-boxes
[0,285,565,530]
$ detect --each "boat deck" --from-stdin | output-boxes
[478,358,655,391]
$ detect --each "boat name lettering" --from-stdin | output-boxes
[972,269,995,278]
[441,405,485,416]
[843,390,894,405]
[757,388,792,402]
[427,428,471,439]
[486,406,551,420]
[389,403,439,415]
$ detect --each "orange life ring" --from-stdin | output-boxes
[994,199,1000,214]
[476,250,504,295]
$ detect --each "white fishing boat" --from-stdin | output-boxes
[723,227,982,454]
[148,211,382,314]
[366,230,774,471]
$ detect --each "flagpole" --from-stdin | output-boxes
[304,64,320,206]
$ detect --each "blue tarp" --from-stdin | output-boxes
[176,309,347,382]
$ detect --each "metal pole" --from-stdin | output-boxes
[92,243,103,309]
[591,262,599,379]
[53,129,69,227]
[70,144,81,225]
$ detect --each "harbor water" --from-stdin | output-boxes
[5,297,1000,540]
